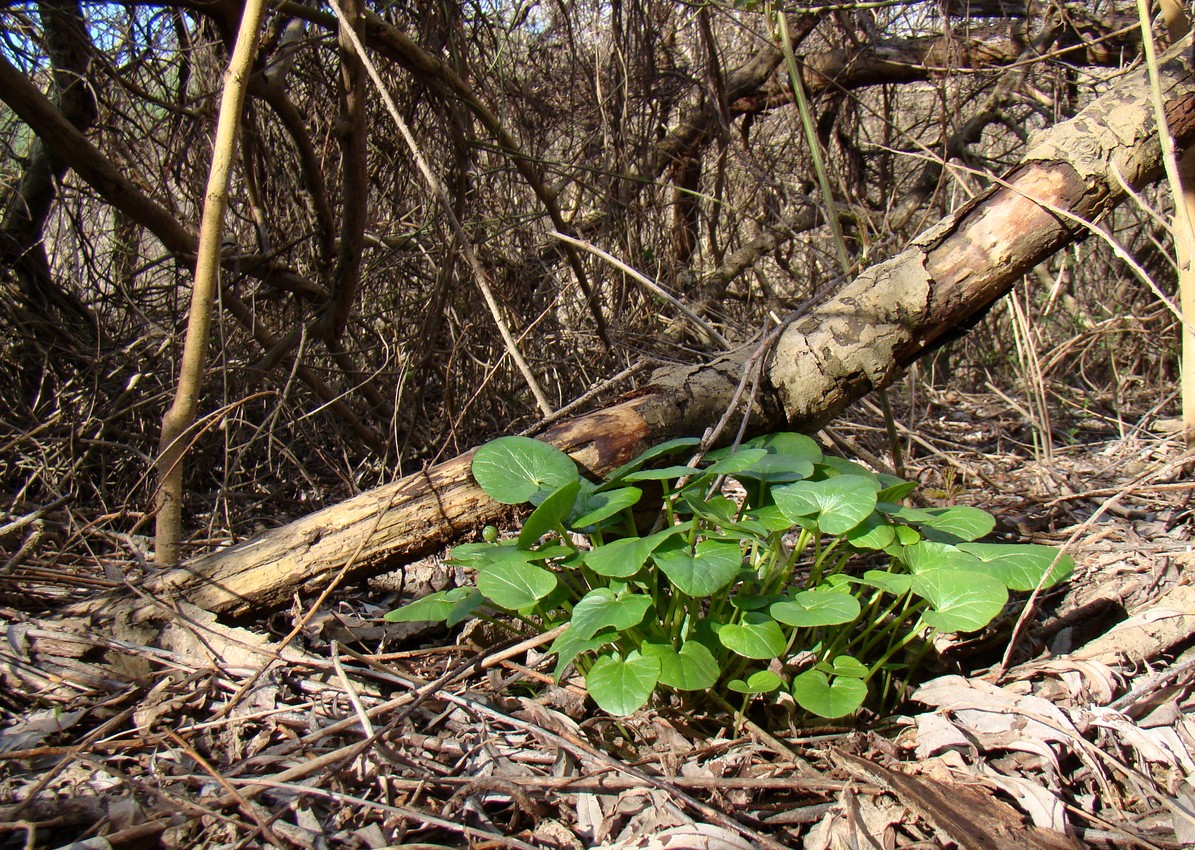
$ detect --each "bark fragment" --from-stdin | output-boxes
[69,38,1195,618]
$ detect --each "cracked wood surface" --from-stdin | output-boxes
[81,39,1195,620]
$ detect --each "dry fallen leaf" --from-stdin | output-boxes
[593,823,757,850]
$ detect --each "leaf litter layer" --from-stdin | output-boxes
[1,384,1193,849]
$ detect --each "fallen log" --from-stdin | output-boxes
[80,38,1195,621]
[122,357,784,616]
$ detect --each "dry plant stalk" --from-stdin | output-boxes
[1149,0,1195,447]
[155,0,268,566]
[327,0,554,419]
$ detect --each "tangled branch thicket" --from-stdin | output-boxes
[0,0,1175,591]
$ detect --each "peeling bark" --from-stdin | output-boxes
[770,43,1195,429]
[98,361,777,617]
[68,39,1195,618]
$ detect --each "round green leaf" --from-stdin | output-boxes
[727,669,784,694]
[828,654,869,679]
[518,480,581,548]
[718,612,787,659]
[642,640,721,691]
[654,539,742,597]
[571,485,643,528]
[792,668,868,718]
[472,436,578,505]
[915,506,995,542]
[584,524,690,578]
[856,570,912,596]
[571,588,653,639]
[901,540,983,573]
[774,475,879,535]
[548,626,615,677]
[912,568,1008,633]
[771,589,861,627]
[732,432,822,483]
[957,543,1074,591]
[476,557,558,610]
[602,437,702,485]
[586,652,661,716]
[845,513,896,550]
[384,587,482,625]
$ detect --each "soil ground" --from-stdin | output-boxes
[1,385,1192,850]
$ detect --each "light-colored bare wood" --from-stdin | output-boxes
[74,37,1195,621]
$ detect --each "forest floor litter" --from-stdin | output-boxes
[1,385,1193,850]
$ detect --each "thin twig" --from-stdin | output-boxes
[551,231,731,349]
[224,778,542,850]
[520,361,651,435]
[997,448,1195,677]
[328,0,553,416]
[165,730,286,848]
[331,641,376,737]
[350,660,795,850]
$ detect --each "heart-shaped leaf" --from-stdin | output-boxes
[571,485,643,528]
[571,588,653,639]
[586,652,660,716]
[877,503,934,524]
[623,464,702,482]
[815,456,875,479]
[642,640,721,691]
[917,505,996,542]
[727,669,784,694]
[448,542,519,565]
[730,432,822,483]
[876,478,918,503]
[912,568,1008,633]
[472,436,578,505]
[518,480,581,548]
[730,592,783,611]
[654,539,742,597]
[771,589,861,627]
[476,556,558,610]
[792,667,868,718]
[845,513,896,550]
[774,475,878,535]
[702,448,769,475]
[825,654,869,678]
[957,543,1074,591]
[901,540,983,574]
[679,492,739,523]
[718,612,787,659]
[855,570,913,596]
[601,437,702,485]
[744,504,796,532]
[384,587,483,626]
[584,524,690,578]
[548,626,615,676]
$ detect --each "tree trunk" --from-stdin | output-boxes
[76,38,1195,620]
[0,0,97,334]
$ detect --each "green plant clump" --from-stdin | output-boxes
[386,433,1073,719]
